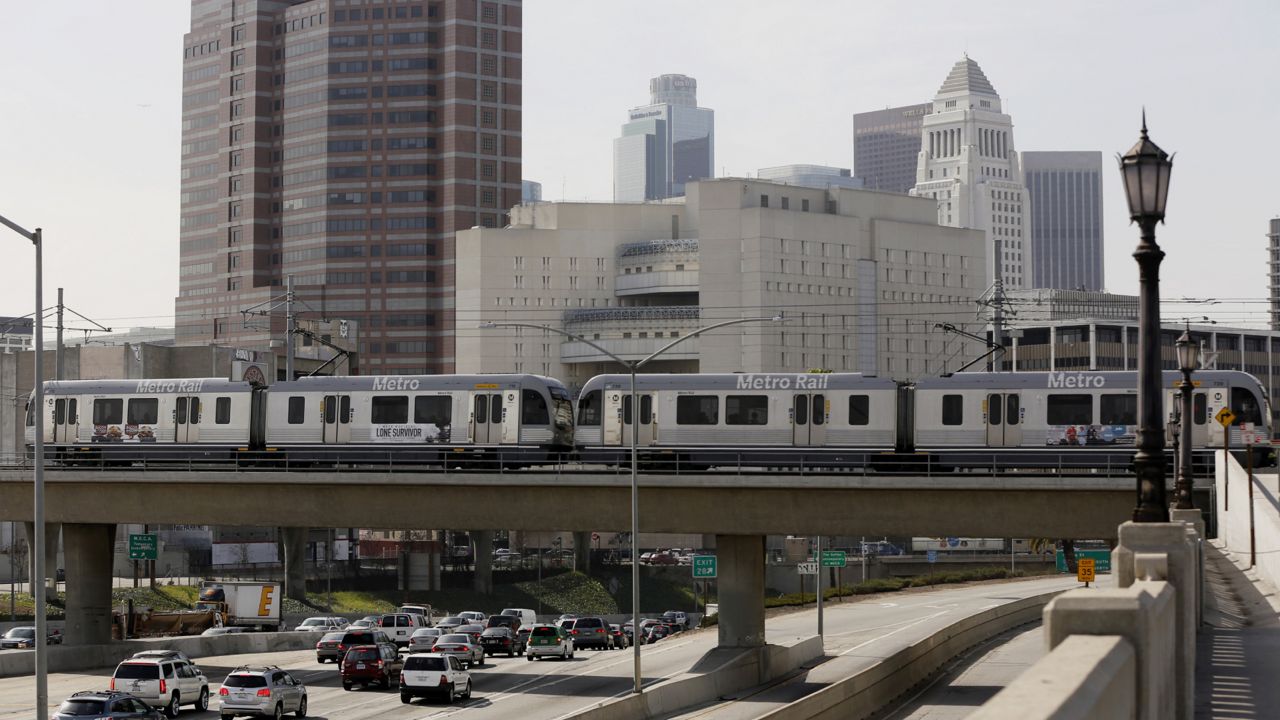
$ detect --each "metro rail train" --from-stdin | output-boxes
[573,370,1274,470]
[25,374,573,466]
[24,369,1273,471]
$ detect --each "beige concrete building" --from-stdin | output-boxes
[456,178,988,389]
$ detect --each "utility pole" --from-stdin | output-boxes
[991,275,1004,372]
[284,275,295,381]
[55,288,64,381]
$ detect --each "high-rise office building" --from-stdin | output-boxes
[853,103,930,194]
[613,74,714,202]
[1022,152,1104,291]
[756,164,863,191]
[521,179,542,203]
[1270,218,1280,330]
[176,0,522,375]
[911,57,1030,290]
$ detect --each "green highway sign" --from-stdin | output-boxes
[692,555,717,579]
[129,534,158,561]
[820,550,847,568]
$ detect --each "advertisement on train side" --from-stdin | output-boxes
[1045,425,1136,446]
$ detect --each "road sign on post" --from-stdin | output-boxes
[796,562,818,575]
[129,534,157,561]
[820,550,847,568]
[1215,407,1236,427]
[927,550,938,564]
[1077,558,1096,586]
[692,555,717,579]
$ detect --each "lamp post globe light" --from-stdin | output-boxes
[480,315,782,694]
[1174,325,1199,509]
[1118,114,1174,523]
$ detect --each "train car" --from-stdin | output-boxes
[574,373,899,467]
[259,374,573,465]
[25,378,258,463]
[910,369,1273,470]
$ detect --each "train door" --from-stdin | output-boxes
[471,392,503,444]
[322,394,351,444]
[52,398,78,442]
[792,394,827,446]
[985,393,1022,447]
[622,393,655,446]
[174,396,201,443]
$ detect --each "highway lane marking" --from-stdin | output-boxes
[837,610,951,657]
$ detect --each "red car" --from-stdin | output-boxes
[341,643,404,691]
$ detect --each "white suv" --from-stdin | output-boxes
[111,657,208,717]
[378,613,428,647]
[218,665,307,719]
[400,653,471,705]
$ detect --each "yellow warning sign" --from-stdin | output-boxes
[1215,407,1236,427]
[1077,558,1096,584]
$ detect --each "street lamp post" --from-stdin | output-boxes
[481,315,781,694]
[0,214,45,717]
[1174,325,1199,509]
[1118,114,1174,523]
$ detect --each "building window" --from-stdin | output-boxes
[760,194,769,208]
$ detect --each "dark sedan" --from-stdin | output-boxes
[480,627,524,657]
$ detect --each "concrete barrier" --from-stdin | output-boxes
[0,630,319,678]
[754,589,1063,720]
[970,635,1136,720]
[1217,451,1280,590]
[564,635,824,720]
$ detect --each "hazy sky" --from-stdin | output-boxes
[2,0,1277,334]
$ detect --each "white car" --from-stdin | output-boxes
[379,613,430,647]
[457,611,487,625]
[400,653,471,705]
[294,616,347,633]
[111,656,209,717]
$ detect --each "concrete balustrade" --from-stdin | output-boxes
[969,635,1136,720]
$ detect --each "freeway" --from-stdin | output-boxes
[0,576,1073,720]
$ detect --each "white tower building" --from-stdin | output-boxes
[911,57,1030,290]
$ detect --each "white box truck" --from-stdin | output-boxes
[194,581,282,631]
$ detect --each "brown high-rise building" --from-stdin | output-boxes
[176,0,522,375]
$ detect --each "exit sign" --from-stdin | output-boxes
[129,534,157,560]
[692,555,717,579]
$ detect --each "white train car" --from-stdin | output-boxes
[574,373,899,466]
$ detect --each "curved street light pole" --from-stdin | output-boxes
[0,214,44,718]
[481,315,781,694]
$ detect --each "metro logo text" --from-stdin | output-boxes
[371,377,421,391]
[735,374,829,390]
[135,380,204,393]
[1047,373,1106,389]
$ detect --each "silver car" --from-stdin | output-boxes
[407,627,443,653]
[218,666,307,719]
[294,616,347,633]
[431,633,485,668]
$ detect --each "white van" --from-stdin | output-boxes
[500,608,537,629]
[379,613,429,647]
[398,605,434,624]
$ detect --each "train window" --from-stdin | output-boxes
[812,395,825,425]
[340,396,350,424]
[324,396,336,424]
[127,398,158,425]
[987,394,1002,425]
[576,390,601,426]
[676,396,719,425]
[522,389,550,425]
[414,396,451,426]
[1047,395,1092,425]
[474,395,488,424]
[941,395,963,425]
[848,396,869,426]
[54,399,65,425]
[1193,393,1206,425]
[190,398,202,423]
[622,395,652,425]
[215,397,231,424]
[372,396,409,424]
[1100,395,1137,425]
[176,397,188,424]
[287,397,305,424]
[25,401,33,427]
[69,399,77,423]
[93,399,123,425]
[1231,388,1263,425]
[793,396,808,425]
[1006,395,1019,426]
[726,396,769,425]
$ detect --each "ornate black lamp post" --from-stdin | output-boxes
[1118,115,1174,523]
[1174,325,1199,509]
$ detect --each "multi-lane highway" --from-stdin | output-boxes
[0,576,1074,720]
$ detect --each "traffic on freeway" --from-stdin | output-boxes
[0,578,1074,720]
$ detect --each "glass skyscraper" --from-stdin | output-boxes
[853,103,931,194]
[613,74,714,202]
[1023,151,1105,291]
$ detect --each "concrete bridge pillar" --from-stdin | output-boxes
[63,523,115,645]
[573,531,591,574]
[281,527,307,602]
[715,534,766,648]
[471,530,493,594]
[22,521,60,591]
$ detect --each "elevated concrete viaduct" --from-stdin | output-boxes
[0,468,1143,648]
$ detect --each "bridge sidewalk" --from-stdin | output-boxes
[1194,539,1280,719]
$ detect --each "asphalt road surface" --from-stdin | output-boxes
[1,576,1074,720]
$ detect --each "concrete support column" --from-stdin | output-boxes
[22,521,59,591]
[63,523,115,645]
[281,527,307,602]
[1112,521,1198,720]
[471,531,493,595]
[715,534,765,648]
[573,531,591,574]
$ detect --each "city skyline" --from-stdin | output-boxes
[1,1,1278,332]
